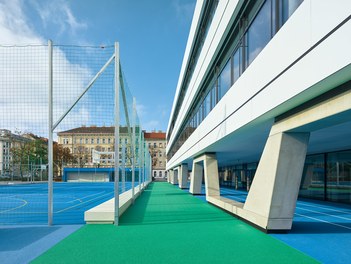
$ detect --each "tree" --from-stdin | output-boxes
[53,143,74,178]
[11,139,48,180]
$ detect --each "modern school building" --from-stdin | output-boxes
[166,0,351,231]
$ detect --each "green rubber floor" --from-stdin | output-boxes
[32,183,318,264]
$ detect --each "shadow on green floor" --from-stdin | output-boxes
[32,182,319,264]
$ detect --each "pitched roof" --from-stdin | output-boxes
[58,126,139,135]
[144,132,166,140]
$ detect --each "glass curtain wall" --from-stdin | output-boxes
[327,151,351,203]
[299,154,325,200]
[167,0,304,161]
[299,150,351,204]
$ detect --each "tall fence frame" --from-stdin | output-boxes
[0,40,152,226]
[47,41,134,226]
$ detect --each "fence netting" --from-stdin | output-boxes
[0,42,151,225]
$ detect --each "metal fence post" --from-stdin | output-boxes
[48,40,53,226]
[132,97,136,202]
[114,42,120,226]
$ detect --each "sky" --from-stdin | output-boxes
[0,0,196,133]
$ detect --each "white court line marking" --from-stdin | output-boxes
[68,191,110,203]
[296,206,351,221]
[55,192,113,213]
[0,197,28,214]
[297,201,351,215]
[294,212,351,230]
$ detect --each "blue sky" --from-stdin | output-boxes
[0,0,195,132]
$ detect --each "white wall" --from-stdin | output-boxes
[167,0,351,169]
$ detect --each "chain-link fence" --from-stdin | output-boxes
[0,41,151,225]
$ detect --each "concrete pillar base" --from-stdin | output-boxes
[178,164,188,189]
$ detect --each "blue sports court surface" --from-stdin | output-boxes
[0,182,135,225]
[192,186,351,264]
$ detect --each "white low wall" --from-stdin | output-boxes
[84,182,151,224]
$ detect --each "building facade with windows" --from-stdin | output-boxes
[0,129,34,179]
[57,126,138,168]
[166,0,351,231]
[144,131,167,178]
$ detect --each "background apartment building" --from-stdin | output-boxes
[0,129,47,180]
[57,126,139,168]
[144,131,166,178]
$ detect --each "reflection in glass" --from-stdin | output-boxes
[327,151,351,203]
[218,59,232,100]
[281,0,304,24]
[204,91,211,117]
[299,154,325,200]
[211,84,217,108]
[246,0,272,66]
[233,48,241,82]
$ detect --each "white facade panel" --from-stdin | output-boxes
[168,0,240,147]
[167,0,351,169]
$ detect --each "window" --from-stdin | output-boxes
[280,0,304,26]
[148,143,151,148]
[63,138,69,144]
[159,161,162,166]
[211,83,217,109]
[299,154,324,200]
[154,171,157,177]
[246,0,272,67]
[167,0,304,161]
[159,171,162,177]
[159,152,162,157]
[102,138,106,144]
[327,151,351,203]
[204,90,211,117]
[108,138,111,144]
[233,48,241,83]
[85,138,88,144]
[80,138,83,144]
[159,143,162,148]
[218,58,232,100]
[97,138,100,144]
[91,138,94,144]
[154,143,156,148]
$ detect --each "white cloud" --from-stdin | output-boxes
[135,101,147,119]
[0,0,43,44]
[0,0,97,137]
[30,0,87,36]
[144,120,161,132]
[172,0,195,24]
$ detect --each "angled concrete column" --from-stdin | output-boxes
[190,154,220,198]
[200,88,351,231]
[243,132,310,230]
[178,164,188,189]
[173,168,179,185]
[190,162,203,195]
[169,169,174,184]
[203,154,220,198]
[167,170,170,183]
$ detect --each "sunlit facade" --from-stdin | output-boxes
[167,0,351,228]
